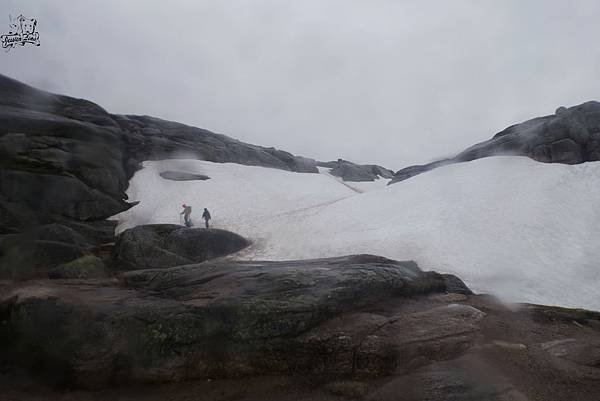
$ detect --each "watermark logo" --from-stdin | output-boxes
[1,14,40,51]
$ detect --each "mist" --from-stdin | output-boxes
[3,0,600,169]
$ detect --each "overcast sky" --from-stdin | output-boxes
[3,1,600,169]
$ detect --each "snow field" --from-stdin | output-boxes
[113,157,600,311]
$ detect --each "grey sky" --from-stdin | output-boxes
[3,0,600,169]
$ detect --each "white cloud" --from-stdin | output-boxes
[3,0,600,169]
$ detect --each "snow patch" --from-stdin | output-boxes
[113,157,600,311]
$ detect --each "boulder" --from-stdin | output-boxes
[111,224,250,270]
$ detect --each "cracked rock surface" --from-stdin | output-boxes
[3,261,600,400]
[0,255,468,387]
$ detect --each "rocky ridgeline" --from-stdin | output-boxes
[0,74,391,277]
[390,102,600,183]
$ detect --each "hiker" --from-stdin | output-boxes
[202,208,211,229]
[180,204,193,227]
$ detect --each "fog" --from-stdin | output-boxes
[3,0,600,169]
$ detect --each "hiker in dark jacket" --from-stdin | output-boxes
[202,208,211,229]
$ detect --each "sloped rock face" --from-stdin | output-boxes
[114,114,319,175]
[0,74,324,273]
[0,74,318,228]
[48,255,108,279]
[320,160,395,182]
[0,74,396,275]
[111,224,249,270]
[390,101,600,184]
[0,255,470,387]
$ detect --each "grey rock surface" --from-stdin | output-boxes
[48,255,108,279]
[0,255,468,387]
[111,224,250,270]
[390,101,600,184]
[320,160,394,182]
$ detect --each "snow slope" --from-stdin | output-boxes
[113,157,600,311]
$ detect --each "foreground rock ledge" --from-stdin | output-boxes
[0,255,470,388]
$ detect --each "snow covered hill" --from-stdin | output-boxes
[113,156,600,311]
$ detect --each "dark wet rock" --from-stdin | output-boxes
[0,169,128,221]
[368,164,395,179]
[0,238,86,279]
[59,220,118,246]
[0,255,469,387]
[324,381,368,399]
[159,171,210,181]
[320,160,394,182]
[113,114,319,176]
[0,196,40,235]
[525,303,600,328]
[538,338,600,383]
[390,101,600,184]
[389,160,453,184]
[3,290,600,399]
[368,355,528,401]
[48,255,108,279]
[442,274,473,295]
[291,302,485,378]
[0,220,117,278]
[0,223,94,279]
[28,224,90,248]
[111,224,249,270]
[330,163,376,181]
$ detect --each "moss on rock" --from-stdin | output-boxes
[48,255,108,279]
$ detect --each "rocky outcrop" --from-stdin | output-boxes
[390,101,600,184]
[0,74,396,274]
[0,255,469,387]
[319,160,395,182]
[3,255,600,399]
[111,224,250,270]
[159,171,210,181]
[0,74,318,229]
[114,114,319,176]
[0,75,321,274]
